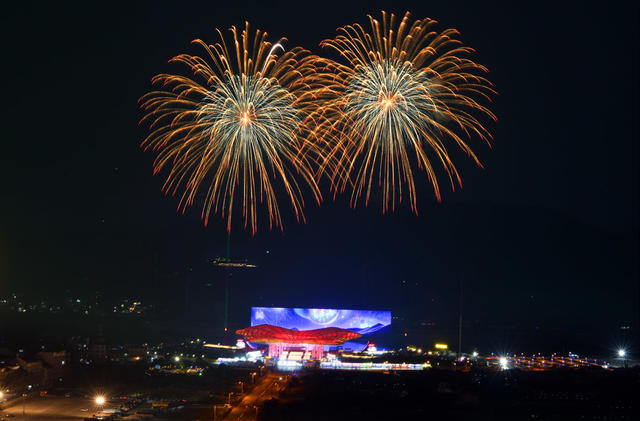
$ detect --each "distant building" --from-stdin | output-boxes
[16,356,45,383]
[16,351,69,385]
[90,344,108,363]
[126,345,148,360]
[0,359,20,383]
[37,351,68,380]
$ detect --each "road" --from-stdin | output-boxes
[2,395,95,420]
[1,374,286,421]
[222,373,287,421]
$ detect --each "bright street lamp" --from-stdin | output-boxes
[499,357,509,370]
[617,348,628,369]
[95,395,106,405]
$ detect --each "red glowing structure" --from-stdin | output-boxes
[236,324,362,360]
[236,324,362,344]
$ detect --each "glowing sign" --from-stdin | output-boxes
[434,343,448,350]
[251,307,391,335]
[203,343,238,349]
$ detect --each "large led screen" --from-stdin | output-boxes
[251,307,391,335]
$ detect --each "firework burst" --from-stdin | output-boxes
[308,11,497,213]
[139,23,321,233]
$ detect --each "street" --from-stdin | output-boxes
[2,395,93,420]
[222,373,287,421]
[0,374,286,421]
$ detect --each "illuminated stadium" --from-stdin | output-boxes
[236,307,391,362]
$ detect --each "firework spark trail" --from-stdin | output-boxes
[139,23,322,233]
[306,11,497,213]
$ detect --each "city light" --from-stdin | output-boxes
[435,343,448,350]
[472,351,479,357]
[0,391,4,399]
[276,360,302,371]
[617,349,626,357]
[95,396,106,405]
[203,343,239,350]
[245,351,263,362]
[174,356,181,362]
[216,357,243,364]
[320,361,428,371]
[499,357,509,370]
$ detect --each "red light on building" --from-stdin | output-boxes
[236,324,362,360]
[236,324,362,345]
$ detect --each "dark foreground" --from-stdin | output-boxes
[261,368,640,421]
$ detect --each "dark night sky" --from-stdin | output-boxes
[1,1,638,344]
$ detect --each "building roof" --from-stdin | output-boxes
[236,324,362,345]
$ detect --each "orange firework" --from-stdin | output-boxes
[139,23,322,233]
[308,12,497,213]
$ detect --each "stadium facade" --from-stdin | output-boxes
[236,307,391,361]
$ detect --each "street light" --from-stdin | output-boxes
[95,395,106,405]
[212,404,227,421]
[0,391,4,399]
[618,349,628,368]
[499,357,509,370]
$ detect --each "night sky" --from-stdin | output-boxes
[1,1,638,347]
